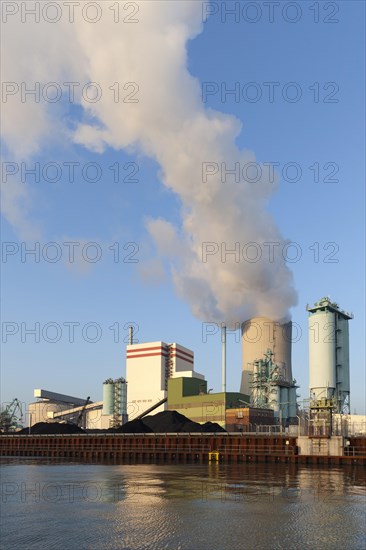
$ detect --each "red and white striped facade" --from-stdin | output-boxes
[126,341,204,417]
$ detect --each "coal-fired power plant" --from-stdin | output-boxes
[18,297,358,436]
[240,317,293,396]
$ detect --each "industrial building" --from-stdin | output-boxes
[225,407,275,432]
[23,296,357,436]
[307,297,352,413]
[126,341,205,418]
[28,389,94,427]
[248,349,298,425]
[166,377,250,428]
[29,381,127,430]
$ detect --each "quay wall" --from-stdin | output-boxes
[1,434,365,465]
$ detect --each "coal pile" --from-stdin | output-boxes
[199,421,226,433]
[112,419,153,433]
[143,411,226,433]
[18,422,85,435]
[110,411,226,433]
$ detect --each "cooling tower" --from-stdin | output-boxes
[240,317,293,396]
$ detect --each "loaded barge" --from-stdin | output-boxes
[1,433,365,465]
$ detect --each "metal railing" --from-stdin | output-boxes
[1,444,212,453]
[343,446,366,457]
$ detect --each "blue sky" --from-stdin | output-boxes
[1,1,365,416]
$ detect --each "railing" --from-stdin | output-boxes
[1,444,212,453]
[343,447,366,457]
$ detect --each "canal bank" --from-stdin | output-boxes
[1,433,365,465]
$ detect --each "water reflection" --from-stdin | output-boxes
[1,459,365,550]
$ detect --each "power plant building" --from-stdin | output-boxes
[167,377,250,428]
[24,296,354,434]
[126,341,205,418]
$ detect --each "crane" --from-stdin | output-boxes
[0,398,23,432]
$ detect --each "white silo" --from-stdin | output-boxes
[102,379,115,415]
[308,307,336,399]
[102,378,127,419]
[307,297,352,413]
[241,317,293,395]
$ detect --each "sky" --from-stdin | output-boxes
[1,1,365,418]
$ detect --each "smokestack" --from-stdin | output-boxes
[128,325,133,346]
[222,324,226,393]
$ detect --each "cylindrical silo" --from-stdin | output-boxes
[240,317,293,396]
[308,308,336,400]
[307,298,353,412]
[102,380,115,415]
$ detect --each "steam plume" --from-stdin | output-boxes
[1,2,297,325]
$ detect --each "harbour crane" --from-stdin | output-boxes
[0,398,23,432]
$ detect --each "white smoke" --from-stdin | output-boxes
[1,2,297,325]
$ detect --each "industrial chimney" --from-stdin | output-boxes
[221,324,226,393]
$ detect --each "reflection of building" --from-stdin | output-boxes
[307,297,352,413]
[240,317,293,396]
[126,342,205,418]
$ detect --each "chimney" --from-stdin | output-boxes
[222,323,226,393]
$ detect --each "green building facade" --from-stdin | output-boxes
[167,377,250,428]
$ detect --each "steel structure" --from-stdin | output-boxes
[102,378,128,428]
[249,349,298,425]
[0,398,23,432]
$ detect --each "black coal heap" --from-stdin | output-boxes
[18,422,85,435]
[109,410,226,433]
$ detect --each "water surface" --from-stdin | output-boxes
[1,459,365,549]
